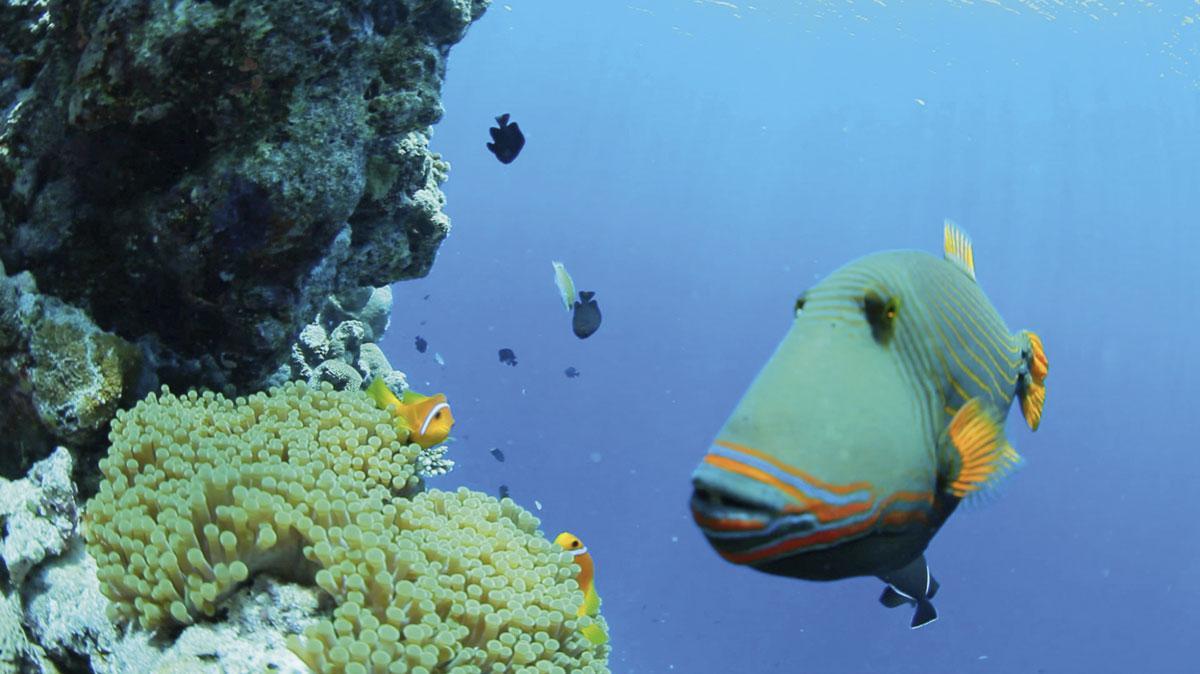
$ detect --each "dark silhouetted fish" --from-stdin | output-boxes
[414,336,428,353]
[490,447,506,462]
[498,348,518,366]
[572,291,602,339]
[487,113,525,164]
[564,366,580,379]
[498,484,510,499]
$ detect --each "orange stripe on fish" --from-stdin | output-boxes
[721,519,879,565]
[691,511,768,532]
[714,440,873,496]
[702,455,816,507]
[783,500,875,524]
[720,504,931,566]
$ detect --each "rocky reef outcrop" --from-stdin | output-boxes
[0,0,486,472]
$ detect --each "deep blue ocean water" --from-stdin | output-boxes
[378,3,1200,672]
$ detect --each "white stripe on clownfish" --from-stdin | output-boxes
[419,402,450,436]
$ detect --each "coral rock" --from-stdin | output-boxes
[0,447,78,586]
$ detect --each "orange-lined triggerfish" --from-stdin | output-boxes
[690,222,1048,629]
[554,532,608,646]
[366,377,455,449]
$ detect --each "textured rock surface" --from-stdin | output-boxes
[276,284,408,392]
[0,0,487,465]
[0,589,58,674]
[97,576,320,674]
[0,448,78,586]
[21,539,116,671]
[0,263,143,476]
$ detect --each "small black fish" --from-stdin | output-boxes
[498,348,518,366]
[487,113,525,164]
[572,291,602,339]
[498,484,510,499]
[490,447,506,462]
[564,367,580,379]
[423,294,431,300]
[414,336,428,353]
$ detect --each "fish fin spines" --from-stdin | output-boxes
[947,398,1020,498]
[942,219,976,281]
[1019,330,1048,431]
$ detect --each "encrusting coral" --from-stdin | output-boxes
[83,382,609,673]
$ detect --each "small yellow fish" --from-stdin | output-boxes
[554,531,608,646]
[366,377,454,448]
[552,261,576,311]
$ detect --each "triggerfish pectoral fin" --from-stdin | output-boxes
[1018,330,1049,432]
[946,398,1022,499]
[878,555,939,629]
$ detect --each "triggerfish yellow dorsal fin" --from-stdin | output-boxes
[554,531,608,646]
[1018,330,1049,431]
[365,377,455,449]
[943,219,976,281]
[946,398,1022,498]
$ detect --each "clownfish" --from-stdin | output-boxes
[554,532,608,646]
[691,221,1048,629]
[366,377,455,449]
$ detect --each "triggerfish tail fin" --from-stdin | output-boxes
[942,219,976,281]
[1018,330,1049,431]
[912,600,938,629]
[879,586,909,609]
[878,555,939,629]
[946,398,1022,498]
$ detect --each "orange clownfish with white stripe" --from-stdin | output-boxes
[691,222,1048,629]
[366,377,454,448]
[554,532,608,646]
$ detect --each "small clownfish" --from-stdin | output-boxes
[366,377,454,448]
[554,532,607,646]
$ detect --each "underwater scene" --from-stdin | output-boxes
[0,0,1197,672]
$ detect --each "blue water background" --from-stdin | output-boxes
[378,3,1200,671]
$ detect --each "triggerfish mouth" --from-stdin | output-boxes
[690,222,1048,629]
